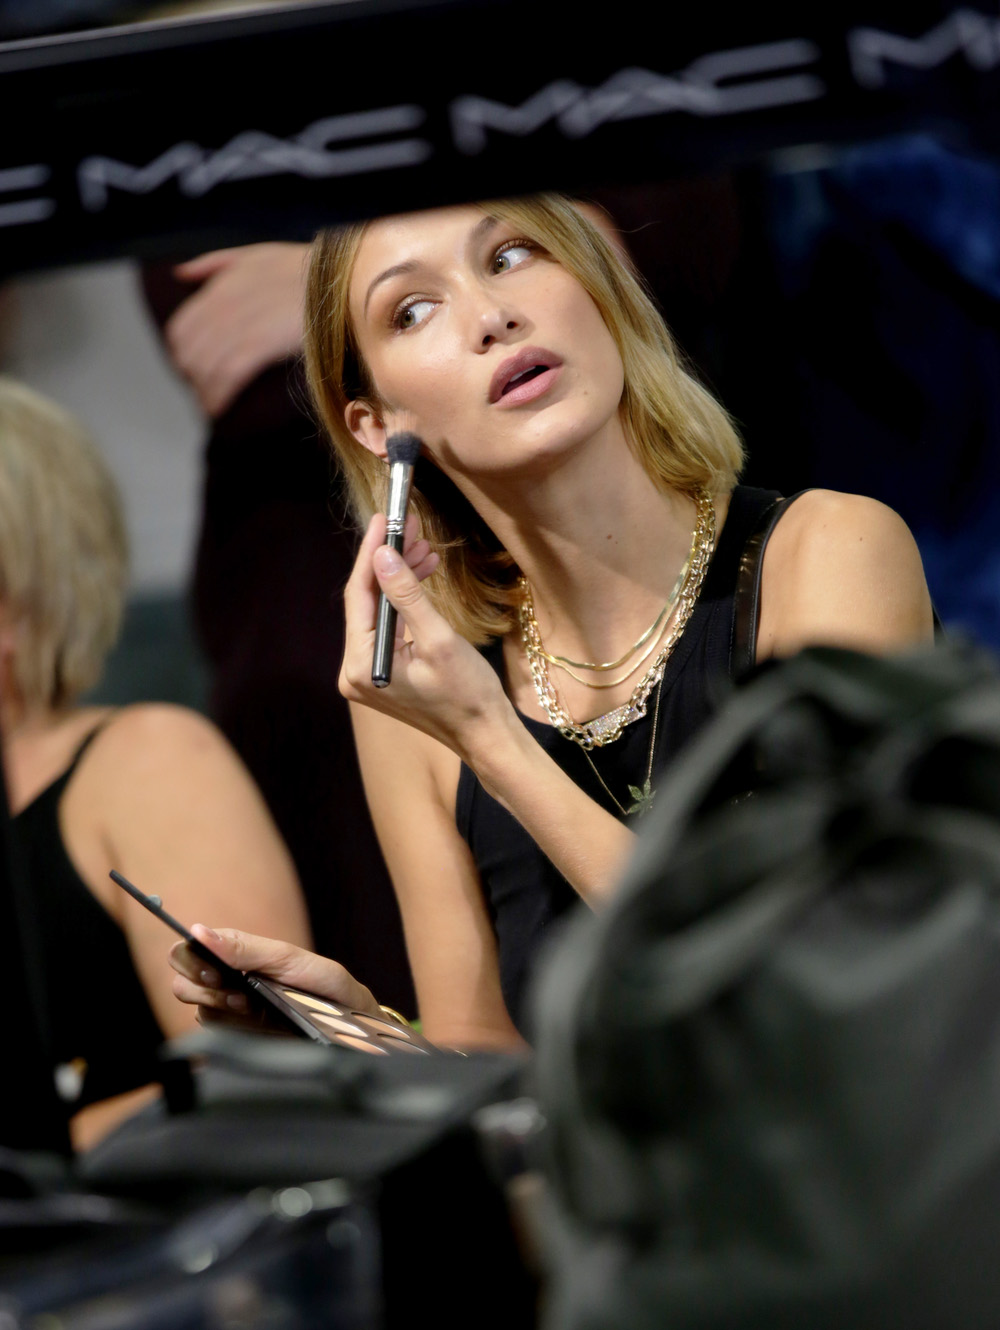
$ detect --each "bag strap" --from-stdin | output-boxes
[730,489,810,678]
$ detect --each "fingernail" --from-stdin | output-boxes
[374,545,403,575]
[200,968,220,987]
[226,993,249,1012]
[197,924,222,943]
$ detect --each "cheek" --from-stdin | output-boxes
[372,341,469,430]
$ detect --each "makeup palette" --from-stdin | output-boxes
[108,868,438,1058]
[245,976,438,1055]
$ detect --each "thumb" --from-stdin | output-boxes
[190,924,294,975]
[173,249,237,283]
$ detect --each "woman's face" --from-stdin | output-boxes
[345,205,626,483]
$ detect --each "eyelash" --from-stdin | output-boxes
[388,237,540,331]
[491,237,538,271]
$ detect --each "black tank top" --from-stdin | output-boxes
[12,725,165,1108]
[456,486,783,1032]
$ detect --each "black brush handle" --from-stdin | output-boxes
[372,526,405,687]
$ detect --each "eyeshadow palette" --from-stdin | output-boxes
[245,976,438,1055]
[109,868,438,1057]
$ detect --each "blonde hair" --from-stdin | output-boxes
[0,377,128,708]
[304,193,744,643]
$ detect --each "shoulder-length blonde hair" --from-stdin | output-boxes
[0,377,128,708]
[304,193,743,644]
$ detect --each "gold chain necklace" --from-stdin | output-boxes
[545,617,673,689]
[536,518,699,689]
[539,601,671,674]
[518,488,716,750]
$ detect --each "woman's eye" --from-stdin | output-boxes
[394,298,435,330]
[493,244,533,274]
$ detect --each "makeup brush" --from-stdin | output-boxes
[372,421,423,687]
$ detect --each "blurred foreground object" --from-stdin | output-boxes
[535,641,1000,1330]
[0,1030,534,1329]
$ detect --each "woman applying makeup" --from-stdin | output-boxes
[0,377,312,1145]
[171,196,934,1052]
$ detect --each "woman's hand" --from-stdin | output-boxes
[165,243,310,417]
[340,512,512,762]
[169,925,382,1030]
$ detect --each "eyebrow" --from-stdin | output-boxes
[363,259,418,318]
[362,214,502,318]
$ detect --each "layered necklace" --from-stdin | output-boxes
[518,488,716,817]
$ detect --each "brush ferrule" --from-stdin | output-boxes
[385,461,415,536]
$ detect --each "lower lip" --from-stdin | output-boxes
[494,364,562,408]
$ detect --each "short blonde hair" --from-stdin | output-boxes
[304,194,744,643]
[0,377,128,708]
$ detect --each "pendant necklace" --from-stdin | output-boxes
[581,673,665,819]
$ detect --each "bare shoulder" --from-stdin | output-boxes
[770,488,916,552]
[758,489,935,659]
[78,703,261,800]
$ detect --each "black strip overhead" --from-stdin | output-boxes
[0,0,998,272]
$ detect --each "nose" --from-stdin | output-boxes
[475,305,520,350]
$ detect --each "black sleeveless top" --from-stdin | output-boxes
[12,726,165,1109]
[456,486,783,1032]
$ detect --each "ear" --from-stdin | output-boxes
[344,398,388,459]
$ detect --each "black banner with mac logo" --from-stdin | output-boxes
[0,0,998,272]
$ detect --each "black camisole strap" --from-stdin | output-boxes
[730,490,811,676]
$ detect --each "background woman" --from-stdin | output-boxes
[171,195,933,1051]
[0,376,311,1146]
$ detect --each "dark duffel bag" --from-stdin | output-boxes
[534,642,1000,1330]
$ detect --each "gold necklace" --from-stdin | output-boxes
[518,488,716,750]
[536,519,698,677]
[539,601,671,673]
[546,616,672,689]
[581,673,665,818]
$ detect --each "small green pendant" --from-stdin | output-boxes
[626,779,656,818]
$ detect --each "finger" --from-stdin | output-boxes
[195,1003,274,1034]
[169,938,221,986]
[412,551,440,583]
[371,544,444,641]
[173,249,241,282]
[404,537,431,567]
[170,969,240,1012]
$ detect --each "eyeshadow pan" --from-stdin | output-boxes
[281,989,346,1017]
[374,1037,427,1054]
[335,1034,390,1056]
[353,1014,414,1039]
[308,1011,369,1038]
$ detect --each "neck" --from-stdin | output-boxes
[458,429,704,664]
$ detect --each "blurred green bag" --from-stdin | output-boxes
[534,642,1000,1330]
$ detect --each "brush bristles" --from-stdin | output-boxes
[385,430,422,467]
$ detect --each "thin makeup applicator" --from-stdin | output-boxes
[372,420,423,687]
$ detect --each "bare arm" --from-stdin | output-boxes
[67,704,312,1040]
[350,703,524,1051]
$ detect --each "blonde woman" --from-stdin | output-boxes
[0,377,311,1146]
[172,196,933,1051]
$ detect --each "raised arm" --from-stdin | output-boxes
[339,515,637,911]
